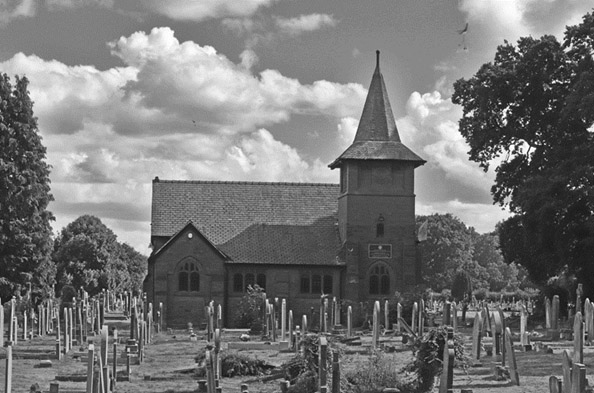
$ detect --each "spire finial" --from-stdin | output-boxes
[376,50,380,69]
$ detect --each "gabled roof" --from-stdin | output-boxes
[329,51,425,168]
[151,221,230,260]
[151,179,343,266]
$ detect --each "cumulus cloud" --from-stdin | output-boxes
[0,0,36,24]
[106,27,365,134]
[459,0,594,46]
[46,0,113,10]
[337,117,358,148]
[275,13,338,36]
[143,0,278,22]
[1,0,116,24]
[417,200,510,234]
[398,90,494,199]
[2,28,365,139]
[224,129,317,181]
[0,27,363,251]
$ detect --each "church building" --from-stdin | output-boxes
[145,52,425,328]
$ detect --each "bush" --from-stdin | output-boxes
[233,285,266,333]
[195,351,271,377]
[402,327,468,393]
[283,333,334,381]
[344,351,404,393]
[281,333,337,392]
[387,289,428,328]
[451,272,472,302]
[287,370,317,393]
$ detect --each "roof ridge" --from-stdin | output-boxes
[152,178,339,187]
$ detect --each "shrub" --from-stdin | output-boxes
[343,351,404,393]
[342,300,380,329]
[402,327,468,393]
[195,351,270,377]
[451,272,472,302]
[233,285,266,333]
[388,287,429,325]
[283,333,334,381]
[282,333,336,391]
[287,370,317,393]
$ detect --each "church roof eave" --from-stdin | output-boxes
[328,141,426,169]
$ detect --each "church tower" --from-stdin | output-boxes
[329,51,425,303]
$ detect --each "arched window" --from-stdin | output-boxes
[300,275,310,293]
[245,273,255,289]
[178,271,189,291]
[257,273,266,290]
[369,264,390,295]
[190,272,200,291]
[233,273,243,292]
[376,215,385,238]
[312,275,322,294]
[380,274,389,295]
[178,260,200,292]
[323,275,333,294]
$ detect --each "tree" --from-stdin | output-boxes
[0,74,55,299]
[417,213,483,291]
[452,11,594,297]
[116,242,147,295]
[471,231,520,292]
[53,215,146,296]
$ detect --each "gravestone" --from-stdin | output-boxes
[288,310,293,349]
[573,312,583,364]
[520,304,529,348]
[546,298,552,329]
[346,306,352,338]
[585,298,593,345]
[331,352,340,393]
[442,302,451,327]
[418,299,425,334]
[396,303,402,334]
[497,307,507,366]
[576,284,583,315]
[86,344,94,393]
[281,299,286,342]
[549,375,562,393]
[562,350,572,393]
[372,301,380,349]
[552,295,560,331]
[438,327,454,393]
[505,327,520,385]
[491,311,503,361]
[482,303,492,337]
[411,302,418,334]
[571,363,586,393]
[451,302,458,332]
[384,300,389,332]
[0,304,4,345]
[471,311,483,360]
[319,336,328,392]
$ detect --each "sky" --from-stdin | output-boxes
[0,0,592,256]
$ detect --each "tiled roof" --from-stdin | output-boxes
[151,180,343,266]
[331,141,425,166]
[354,53,399,143]
[330,51,425,168]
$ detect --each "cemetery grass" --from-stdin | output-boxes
[2,325,594,393]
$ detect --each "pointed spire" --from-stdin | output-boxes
[329,50,425,169]
[353,50,400,143]
[376,50,380,70]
